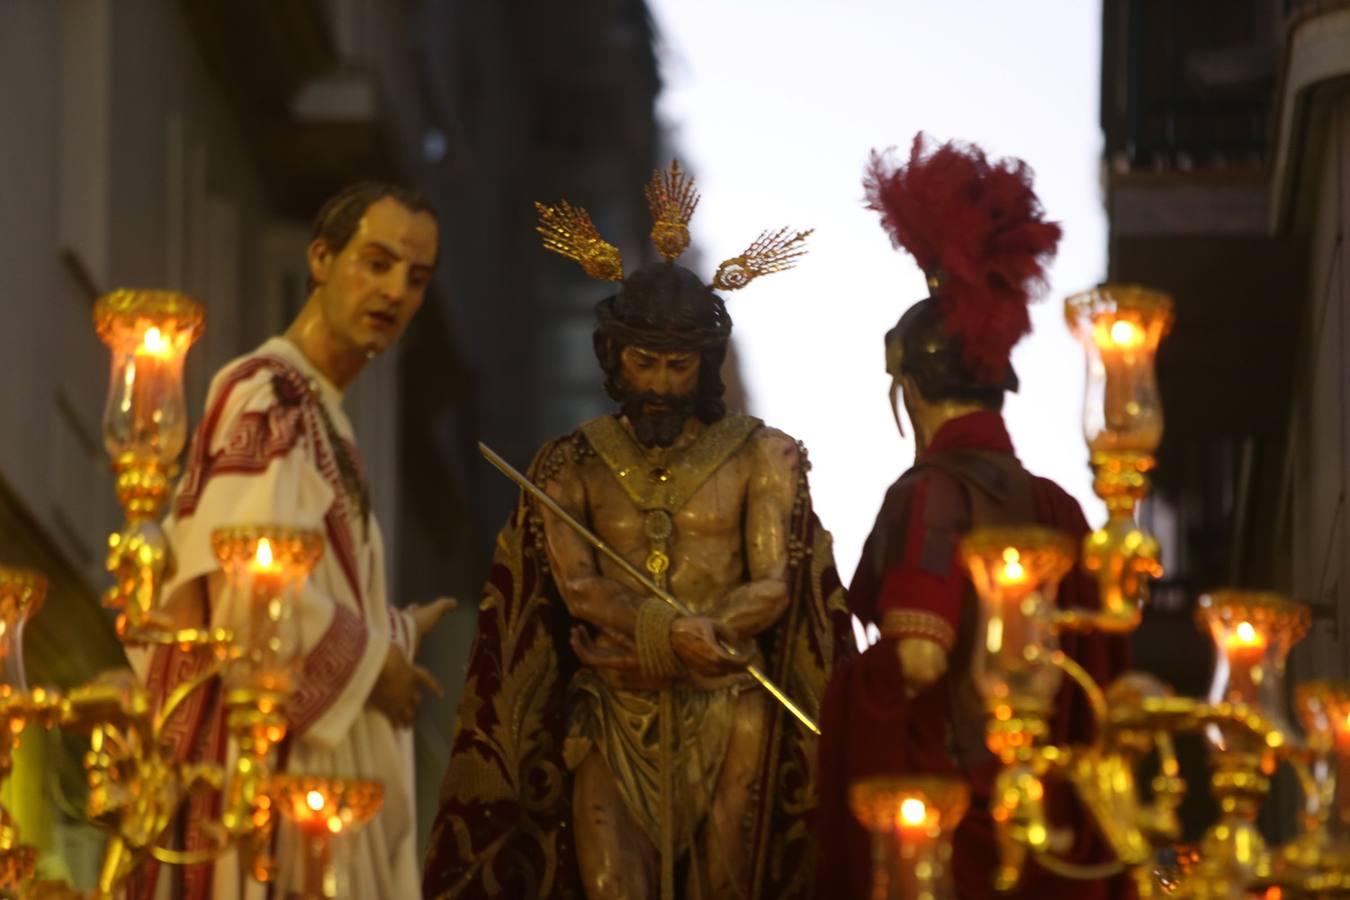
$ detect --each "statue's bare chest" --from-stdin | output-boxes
[581,456,749,549]
[570,415,763,561]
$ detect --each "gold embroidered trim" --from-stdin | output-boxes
[579,413,762,514]
[880,608,956,651]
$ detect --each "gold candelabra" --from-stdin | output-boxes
[0,290,381,899]
[271,776,385,900]
[850,776,968,900]
[852,284,1349,898]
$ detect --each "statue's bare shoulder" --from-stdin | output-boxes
[741,424,802,489]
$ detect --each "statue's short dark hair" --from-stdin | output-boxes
[307,181,438,292]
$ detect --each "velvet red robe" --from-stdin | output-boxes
[815,412,1133,899]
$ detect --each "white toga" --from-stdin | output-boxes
[140,336,418,899]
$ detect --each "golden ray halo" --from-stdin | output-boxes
[645,160,700,262]
[534,200,624,282]
[711,226,814,291]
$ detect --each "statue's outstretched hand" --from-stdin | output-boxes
[369,645,442,728]
[671,617,745,677]
[410,596,458,642]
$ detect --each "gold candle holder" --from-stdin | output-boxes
[0,568,46,693]
[0,567,51,892]
[961,525,1076,759]
[961,526,1081,890]
[0,286,395,898]
[94,289,204,636]
[1064,285,1173,469]
[211,526,323,866]
[849,776,968,900]
[1193,591,1310,885]
[271,776,384,900]
[1065,285,1172,631]
[1275,680,1350,892]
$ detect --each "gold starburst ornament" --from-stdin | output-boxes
[534,201,624,282]
[535,160,811,293]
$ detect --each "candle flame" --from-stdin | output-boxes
[306,790,325,812]
[1109,319,1144,349]
[255,538,275,569]
[899,797,927,827]
[1224,620,1267,659]
[999,547,1025,584]
[141,326,170,356]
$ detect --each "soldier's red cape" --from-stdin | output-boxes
[815,412,1134,899]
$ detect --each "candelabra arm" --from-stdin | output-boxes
[103,512,175,635]
[1077,517,1163,635]
[96,836,133,899]
[1047,649,1108,752]
[63,681,153,746]
[1141,730,1185,842]
[149,844,226,867]
[990,761,1066,891]
[1032,852,1127,881]
[155,655,231,734]
[1195,701,1283,750]
[122,624,237,653]
[144,761,230,867]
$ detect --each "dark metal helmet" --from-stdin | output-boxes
[887,295,1018,407]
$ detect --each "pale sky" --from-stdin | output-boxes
[648,0,1107,584]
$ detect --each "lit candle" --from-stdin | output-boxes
[272,777,384,900]
[892,794,945,900]
[998,548,1027,588]
[251,537,281,583]
[1220,620,1269,710]
[1334,709,1350,837]
[1088,313,1163,454]
[897,796,931,845]
[1067,288,1173,459]
[96,291,203,468]
[1225,621,1267,664]
[1333,711,1350,754]
[851,777,967,900]
[246,537,291,692]
[961,528,1075,723]
[214,526,322,696]
[123,323,187,462]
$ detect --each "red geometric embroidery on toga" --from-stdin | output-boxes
[287,603,370,736]
[172,354,365,609]
[174,356,299,519]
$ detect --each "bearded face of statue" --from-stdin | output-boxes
[614,345,702,448]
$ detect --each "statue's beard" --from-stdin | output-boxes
[618,386,697,448]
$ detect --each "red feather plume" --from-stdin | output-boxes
[864,133,1062,384]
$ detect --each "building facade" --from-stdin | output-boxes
[1101,0,1350,838]
[0,0,666,884]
